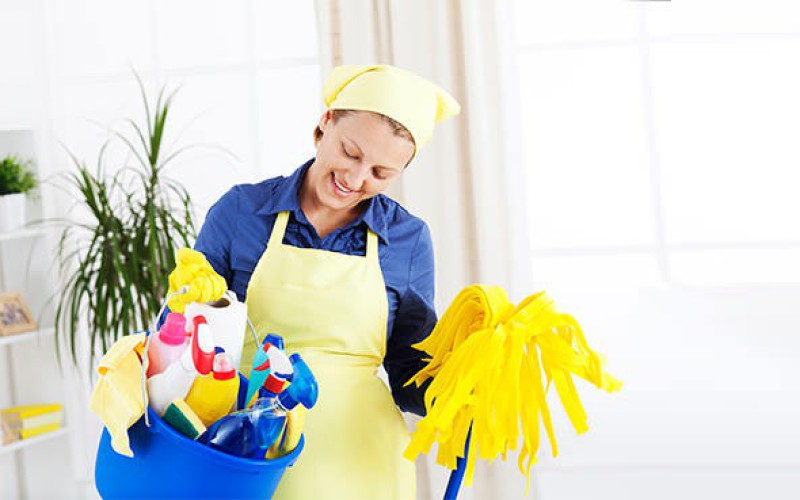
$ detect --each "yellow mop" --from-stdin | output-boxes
[403,285,622,496]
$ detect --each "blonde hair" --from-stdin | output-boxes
[313,109,416,160]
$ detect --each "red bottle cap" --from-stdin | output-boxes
[212,352,237,381]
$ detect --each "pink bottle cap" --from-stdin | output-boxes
[159,313,187,346]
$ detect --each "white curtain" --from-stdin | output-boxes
[315,1,530,498]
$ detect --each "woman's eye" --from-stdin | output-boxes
[342,144,358,159]
[373,169,387,180]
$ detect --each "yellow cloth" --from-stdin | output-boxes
[242,211,414,499]
[403,285,622,493]
[167,248,227,313]
[323,64,460,149]
[89,333,147,457]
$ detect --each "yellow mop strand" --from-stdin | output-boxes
[403,285,622,493]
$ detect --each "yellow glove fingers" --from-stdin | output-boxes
[166,248,227,313]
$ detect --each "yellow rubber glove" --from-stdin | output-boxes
[167,248,227,313]
[265,405,306,459]
[403,285,622,493]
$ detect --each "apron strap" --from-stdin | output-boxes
[366,229,378,260]
[268,211,291,250]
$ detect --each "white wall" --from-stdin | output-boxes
[501,1,800,499]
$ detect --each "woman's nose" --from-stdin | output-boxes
[342,166,368,190]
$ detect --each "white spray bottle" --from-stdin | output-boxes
[147,315,215,415]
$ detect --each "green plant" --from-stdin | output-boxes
[54,76,197,366]
[0,155,37,195]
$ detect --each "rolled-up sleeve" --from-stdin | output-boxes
[384,222,437,416]
[193,187,240,285]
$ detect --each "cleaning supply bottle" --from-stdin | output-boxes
[147,315,216,415]
[199,353,318,458]
[146,312,188,377]
[264,354,314,457]
[184,291,248,370]
[244,334,293,408]
[185,351,241,427]
[198,397,287,459]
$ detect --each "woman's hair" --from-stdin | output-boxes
[313,109,416,156]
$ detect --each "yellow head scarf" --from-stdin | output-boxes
[322,64,461,150]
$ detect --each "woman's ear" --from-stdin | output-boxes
[318,110,333,132]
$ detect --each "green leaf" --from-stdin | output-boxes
[48,74,198,368]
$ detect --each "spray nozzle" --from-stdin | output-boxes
[277,353,318,410]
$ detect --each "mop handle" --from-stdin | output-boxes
[443,425,472,500]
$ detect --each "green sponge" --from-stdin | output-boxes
[162,398,206,439]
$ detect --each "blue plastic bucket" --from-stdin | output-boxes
[95,372,303,499]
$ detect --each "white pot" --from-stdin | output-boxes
[0,193,27,233]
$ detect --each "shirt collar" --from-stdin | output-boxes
[258,159,390,244]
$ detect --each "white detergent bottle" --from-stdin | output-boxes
[146,312,188,377]
[184,291,247,370]
[147,315,216,415]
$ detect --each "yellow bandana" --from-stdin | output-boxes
[323,64,461,149]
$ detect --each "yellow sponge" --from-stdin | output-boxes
[162,399,206,440]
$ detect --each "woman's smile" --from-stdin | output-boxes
[331,172,356,198]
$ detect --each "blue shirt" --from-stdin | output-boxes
[194,160,435,416]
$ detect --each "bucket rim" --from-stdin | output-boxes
[145,407,304,468]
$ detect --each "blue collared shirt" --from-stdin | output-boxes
[194,160,435,415]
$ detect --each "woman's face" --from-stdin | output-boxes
[306,110,415,213]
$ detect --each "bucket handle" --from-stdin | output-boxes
[140,288,262,427]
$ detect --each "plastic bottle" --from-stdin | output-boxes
[185,352,241,427]
[146,312,188,377]
[147,315,216,415]
[199,353,318,458]
[244,335,293,408]
[184,291,248,370]
[198,397,287,459]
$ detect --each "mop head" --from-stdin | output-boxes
[403,285,622,492]
[163,398,207,439]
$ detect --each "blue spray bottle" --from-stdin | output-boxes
[198,352,318,459]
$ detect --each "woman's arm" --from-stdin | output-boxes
[384,222,437,416]
[193,187,241,285]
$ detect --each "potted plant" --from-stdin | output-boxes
[0,155,37,232]
[53,75,197,367]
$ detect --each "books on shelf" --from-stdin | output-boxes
[1,403,63,445]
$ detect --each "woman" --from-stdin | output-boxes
[194,64,460,499]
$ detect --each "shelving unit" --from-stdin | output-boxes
[0,428,69,456]
[0,327,55,348]
[0,229,44,243]
[1,129,69,500]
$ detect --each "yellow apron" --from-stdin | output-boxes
[241,211,415,499]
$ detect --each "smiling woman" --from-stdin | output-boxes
[301,110,415,238]
[192,64,459,500]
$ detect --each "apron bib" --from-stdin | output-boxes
[242,211,415,499]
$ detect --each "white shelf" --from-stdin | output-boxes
[0,328,55,348]
[0,228,44,243]
[0,427,68,455]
